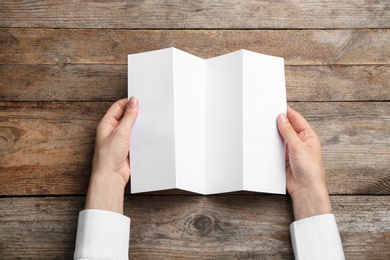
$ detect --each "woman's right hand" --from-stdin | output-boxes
[277,107,332,220]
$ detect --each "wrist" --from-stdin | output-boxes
[85,173,126,214]
[292,185,332,221]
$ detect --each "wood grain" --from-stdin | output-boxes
[286,65,390,102]
[0,1,389,29]
[0,102,388,196]
[0,197,81,259]
[1,64,389,102]
[2,29,390,65]
[0,195,389,259]
[0,64,127,101]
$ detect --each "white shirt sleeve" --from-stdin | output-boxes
[290,214,345,260]
[74,209,130,260]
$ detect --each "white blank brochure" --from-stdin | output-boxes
[128,47,286,195]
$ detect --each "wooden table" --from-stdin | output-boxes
[1,1,389,259]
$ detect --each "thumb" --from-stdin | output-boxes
[277,113,301,147]
[119,96,139,132]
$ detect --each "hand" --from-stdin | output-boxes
[85,97,139,214]
[277,107,332,220]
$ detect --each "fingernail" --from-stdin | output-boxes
[280,113,288,123]
[129,96,138,108]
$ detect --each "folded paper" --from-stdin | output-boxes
[128,47,286,195]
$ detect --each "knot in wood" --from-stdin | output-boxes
[0,127,22,153]
[185,213,217,236]
[194,215,213,232]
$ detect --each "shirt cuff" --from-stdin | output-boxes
[290,214,345,260]
[74,209,130,260]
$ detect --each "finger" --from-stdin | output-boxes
[277,112,302,147]
[118,96,139,133]
[96,98,129,139]
[287,106,312,134]
[101,98,128,123]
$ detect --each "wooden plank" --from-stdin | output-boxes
[129,195,295,259]
[0,196,82,259]
[0,64,126,102]
[0,195,389,259]
[1,64,389,102]
[286,65,390,102]
[1,29,390,66]
[0,102,388,196]
[0,1,389,29]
